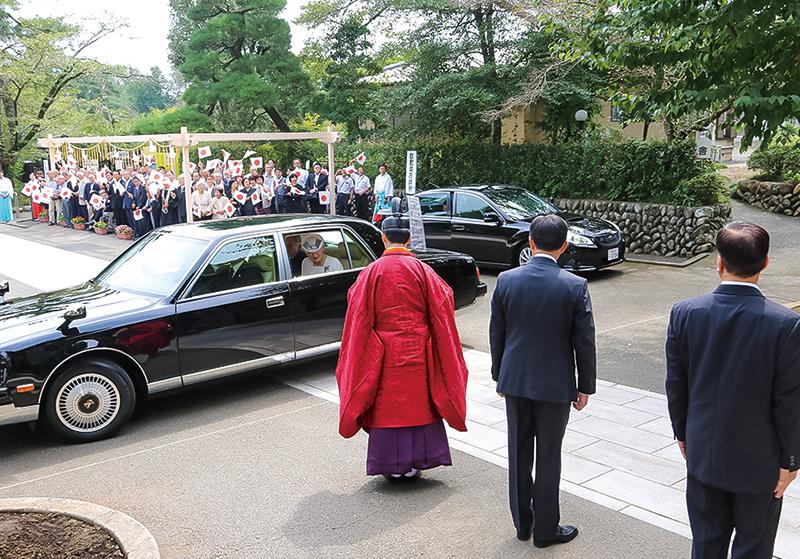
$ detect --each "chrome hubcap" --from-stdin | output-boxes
[56,373,120,433]
[519,247,533,266]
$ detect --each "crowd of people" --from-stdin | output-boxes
[16,157,395,238]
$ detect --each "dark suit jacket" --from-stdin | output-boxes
[666,284,800,493]
[305,173,328,195]
[490,256,597,403]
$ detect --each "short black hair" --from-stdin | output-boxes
[716,221,769,277]
[383,229,411,244]
[529,214,568,251]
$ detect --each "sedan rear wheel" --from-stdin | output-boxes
[43,358,135,443]
[517,245,533,267]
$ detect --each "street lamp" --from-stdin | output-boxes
[574,109,588,139]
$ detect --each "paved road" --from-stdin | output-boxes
[0,358,690,558]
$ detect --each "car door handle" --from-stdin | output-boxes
[265,296,284,308]
[452,225,465,231]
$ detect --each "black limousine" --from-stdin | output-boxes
[375,185,625,271]
[0,215,486,442]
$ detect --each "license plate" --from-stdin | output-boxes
[607,247,619,261]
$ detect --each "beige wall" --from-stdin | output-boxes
[501,100,667,145]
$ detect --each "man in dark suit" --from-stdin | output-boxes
[305,163,328,214]
[666,221,800,559]
[490,214,596,548]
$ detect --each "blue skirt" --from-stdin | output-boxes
[366,419,452,476]
[0,196,12,222]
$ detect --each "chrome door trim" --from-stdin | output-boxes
[294,341,341,360]
[181,351,295,386]
[147,377,183,394]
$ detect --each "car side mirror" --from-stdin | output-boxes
[0,280,8,304]
[483,212,502,224]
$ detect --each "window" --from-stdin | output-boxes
[610,105,623,123]
[283,230,351,278]
[455,193,492,220]
[189,235,278,297]
[418,193,450,216]
[342,229,375,269]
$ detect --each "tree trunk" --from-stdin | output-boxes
[642,120,650,140]
[265,106,291,132]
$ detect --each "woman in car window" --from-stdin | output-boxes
[300,234,343,276]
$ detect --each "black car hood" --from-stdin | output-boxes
[558,212,617,236]
[0,282,160,348]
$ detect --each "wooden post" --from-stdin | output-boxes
[179,127,194,223]
[47,135,57,172]
[327,126,336,215]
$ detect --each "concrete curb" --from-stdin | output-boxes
[625,252,709,268]
[786,301,800,312]
[0,497,159,559]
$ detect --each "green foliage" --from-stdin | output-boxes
[748,131,800,183]
[128,106,213,134]
[342,136,717,205]
[559,0,800,148]
[170,0,313,132]
[673,172,729,207]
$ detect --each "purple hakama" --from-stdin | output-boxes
[366,419,453,476]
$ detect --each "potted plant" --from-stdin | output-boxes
[56,217,66,226]
[94,221,109,235]
[71,216,86,231]
[38,209,49,223]
[115,224,133,240]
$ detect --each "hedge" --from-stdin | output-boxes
[748,141,800,184]
[340,136,723,206]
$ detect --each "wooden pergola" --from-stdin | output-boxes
[37,126,342,223]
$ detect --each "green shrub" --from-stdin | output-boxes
[341,135,717,205]
[748,142,800,182]
[673,172,729,206]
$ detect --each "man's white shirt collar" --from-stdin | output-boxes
[533,253,558,263]
[720,280,762,293]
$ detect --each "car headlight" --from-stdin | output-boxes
[567,230,596,248]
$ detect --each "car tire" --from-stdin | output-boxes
[42,358,136,443]
[514,244,533,267]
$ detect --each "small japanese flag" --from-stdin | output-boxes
[261,184,272,197]
[39,190,51,204]
[250,157,263,168]
[243,149,255,159]
[224,201,236,218]
[32,192,41,204]
[250,191,260,205]
[133,209,145,221]
[228,160,243,174]
[89,193,104,210]
[318,191,330,205]
[22,182,34,197]
[345,165,356,175]
[221,149,231,163]
[164,181,175,192]
[60,186,72,199]
[205,158,221,172]
[355,152,366,165]
[198,146,212,159]
[290,185,304,196]
[147,183,160,197]
[233,190,247,204]
[187,162,197,172]
[151,172,163,183]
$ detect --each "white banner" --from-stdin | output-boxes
[405,150,417,195]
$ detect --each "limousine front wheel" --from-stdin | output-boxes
[43,358,136,443]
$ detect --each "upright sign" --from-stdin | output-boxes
[405,150,417,195]
[407,195,427,252]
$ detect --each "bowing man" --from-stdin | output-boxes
[336,199,468,481]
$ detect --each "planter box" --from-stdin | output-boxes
[552,198,732,257]
[116,233,133,241]
[94,228,109,235]
[73,223,86,231]
[38,216,49,223]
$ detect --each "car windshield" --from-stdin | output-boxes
[95,232,210,296]
[482,188,558,221]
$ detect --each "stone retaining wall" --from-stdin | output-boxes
[732,180,800,216]
[553,198,732,257]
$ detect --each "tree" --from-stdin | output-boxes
[124,67,177,114]
[555,0,800,147]
[0,4,122,176]
[169,0,313,132]
[128,106,212,134]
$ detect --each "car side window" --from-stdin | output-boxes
[419,193,450,216]
[455,193,492,220]
[282,230,351,278]
[342,229,375,269]
[189,235,278,297]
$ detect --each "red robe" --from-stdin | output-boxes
[336,248,469,438]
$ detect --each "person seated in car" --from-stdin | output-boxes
[285,234,306,277]
[300,233,343,276]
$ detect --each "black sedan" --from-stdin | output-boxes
[0,215,486,442]
[375,185,625,270]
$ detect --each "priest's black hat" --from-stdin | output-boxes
[381,197,410,232]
